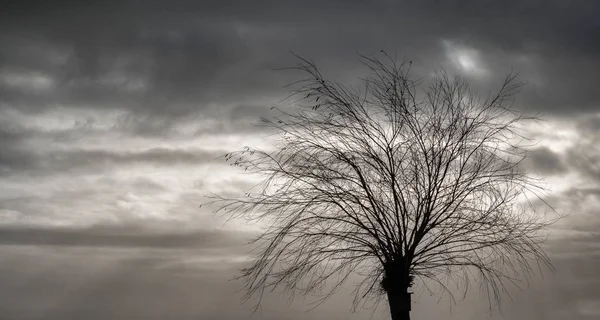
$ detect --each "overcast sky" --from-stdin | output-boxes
[1,1,599,319]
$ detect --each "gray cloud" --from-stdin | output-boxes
[561,117,600,183]
[568,149,600,181]
[524,146,567,175]
[0,145,224,177]
[0,224,252,249]
[1,0,598,117]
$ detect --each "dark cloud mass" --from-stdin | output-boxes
[1,0,600,319]
[1,0,599,115]
[524,147,566,175]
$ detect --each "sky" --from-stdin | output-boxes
[0,0,599,319]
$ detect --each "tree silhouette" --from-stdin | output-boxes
[210,53,555,320]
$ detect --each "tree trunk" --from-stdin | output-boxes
[386,289,412,320]
[381,260,413,320]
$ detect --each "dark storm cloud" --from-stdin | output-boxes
[1,0,283,116]
[1,0,598,118]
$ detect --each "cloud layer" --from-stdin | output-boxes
[0,0,599,319]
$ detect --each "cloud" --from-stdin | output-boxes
[0,224,252,249]
[1,0,598,118]
[558,116,600,184]
[0,146,224,176]
[524,147,567,175]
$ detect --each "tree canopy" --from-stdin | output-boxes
[210,53,556,320]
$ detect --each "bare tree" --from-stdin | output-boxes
[209,53,555,320]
